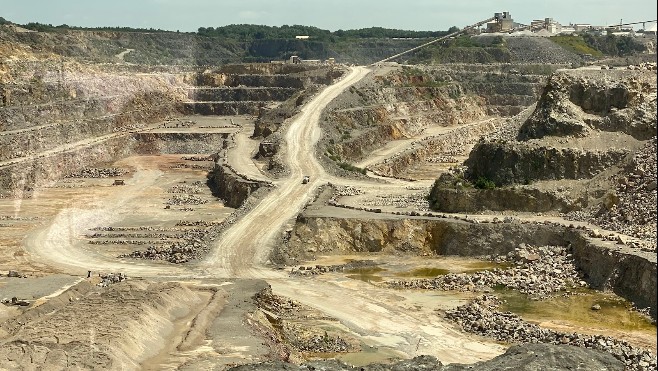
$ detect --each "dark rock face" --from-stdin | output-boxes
[429,174,575,213]
[464,142,628,186]
[445,344,624,371]
[228,344,623,370]
[208,163,266,208]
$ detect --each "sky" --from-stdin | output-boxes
[1,0,656,32]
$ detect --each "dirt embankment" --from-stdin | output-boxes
[0,280,205,369]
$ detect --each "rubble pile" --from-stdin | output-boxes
[426,154,459,163]
[567,138,657,251]
[166,194,209,206]
[167,184,203,194]
[290,260,378,276]
[254,287,357,354]
[389,245,584,300]
[282,323,351,353]
[119,240,204,263]
[175,220,221,227]
[170,163,212,170]
[181,155,212,161]
[332,185,363,197]
[364,193,431,211]
[65,168,127,178]
[97,272,128,287]
[445,295,657,371]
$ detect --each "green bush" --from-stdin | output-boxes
[474,176,496,190]
[338,162,367,174]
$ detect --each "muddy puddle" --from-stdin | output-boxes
[335,256,509,283]
[498,288,656,334]
[344,267,386,283]
[324,254,656,352]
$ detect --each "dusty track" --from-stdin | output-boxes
[201,66,371,276]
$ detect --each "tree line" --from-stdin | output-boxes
[197,24,457,41]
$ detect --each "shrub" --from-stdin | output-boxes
[474,176,496,190]
[338,162,367,174]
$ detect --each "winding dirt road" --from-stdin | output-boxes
[201,66,371,276]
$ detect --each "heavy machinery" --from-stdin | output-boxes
[302,176,310,184]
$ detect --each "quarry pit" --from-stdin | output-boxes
[0,23,656,370]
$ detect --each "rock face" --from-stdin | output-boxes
[284,211,657,318]
[285,215,566,259]
[0,135,134,198]
[464,141,629,186]
[428,176,574,212]
[518,69,657,141]
[208,161,270,208]
[462,67,656,186]
[133,132,228,154]
[567,138,657,244]
[318,63,552,176]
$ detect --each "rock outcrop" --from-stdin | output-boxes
[283,209,657,318]
[518,69,657,141]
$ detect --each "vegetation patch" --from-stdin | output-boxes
[474,176,496,190]
[338,162,367,175]
[550,35,603,57]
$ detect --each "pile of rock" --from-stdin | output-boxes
[332,185,363,197]
[290,260,378,277]
[254,286,356,355]
[119,240,204,263]
[167,184,202,194]
[6,270,26,278]
[426,154,459,163]
[389,245,584,300]
[97,272,127,287]
[166,194,209,206]
[0,297,30,306]
[65,167,127,178]
[445,295,657,370]
[175,220,220,227]
[283,323,351,353]
[364,193,431,211]
[505,37,581,65]
[566,138,657,251]
[181,155,212,161]
[170,163,212,170]
[89,239,172,245]
[626,62,657,71]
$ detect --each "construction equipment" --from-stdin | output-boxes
[302,176,310,184]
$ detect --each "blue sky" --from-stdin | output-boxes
[2,0,656,31]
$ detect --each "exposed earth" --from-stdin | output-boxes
[0,20,656,370]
